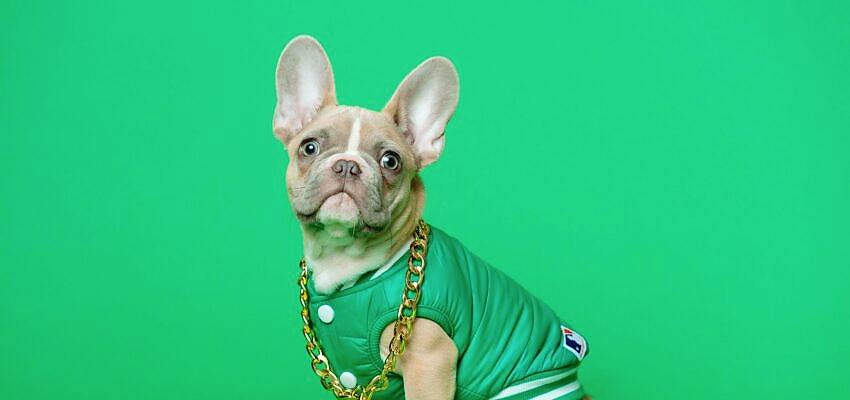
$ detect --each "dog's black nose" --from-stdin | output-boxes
[332,159,361,177]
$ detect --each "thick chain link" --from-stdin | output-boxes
[298,220,430,399]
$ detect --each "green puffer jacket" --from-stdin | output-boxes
[306,225,588,400]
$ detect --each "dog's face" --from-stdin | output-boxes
[283,106,417,235]
[273,36,459,241]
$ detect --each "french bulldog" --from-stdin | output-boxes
[274,35,589,400]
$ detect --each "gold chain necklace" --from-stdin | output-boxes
[298,220,430,400]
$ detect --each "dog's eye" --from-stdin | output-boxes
[299,139,320,157]
[380,151,401,170]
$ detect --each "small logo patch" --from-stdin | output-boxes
[561,325,588,360]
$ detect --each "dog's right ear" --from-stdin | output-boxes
[273,35,337,146]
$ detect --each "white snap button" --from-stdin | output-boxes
[340,371,357,389]
[317,304,335,324]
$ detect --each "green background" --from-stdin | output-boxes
[2,1,849,398]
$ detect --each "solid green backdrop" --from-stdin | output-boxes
[2,1,849,399]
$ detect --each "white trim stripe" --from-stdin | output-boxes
[529,381,582,400]
[490,368,577,400]
[370,239,414,280]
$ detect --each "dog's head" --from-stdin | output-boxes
[273,36,459,242]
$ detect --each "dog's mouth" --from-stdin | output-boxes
[296,189,358,220]
[321,192,359,215]
[292,173,390,235]
[294,194,339,222]
[296,190,386,235]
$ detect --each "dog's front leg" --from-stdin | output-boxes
[379,318,458,400]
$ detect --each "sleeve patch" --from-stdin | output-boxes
[561,325,588,360]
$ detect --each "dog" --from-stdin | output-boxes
[274,35,589,400]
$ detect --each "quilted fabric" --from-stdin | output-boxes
[306,226,586,399]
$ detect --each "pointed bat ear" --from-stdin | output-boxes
[383,57,459,169]
[273,35,337,147]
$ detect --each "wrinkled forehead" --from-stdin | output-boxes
[297,106,408,154]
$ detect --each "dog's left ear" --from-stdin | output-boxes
[383,57,459,169]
